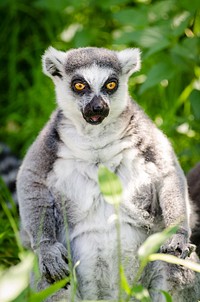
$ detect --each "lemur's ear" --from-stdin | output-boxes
[42,47,66,80]
[116,48,141,76]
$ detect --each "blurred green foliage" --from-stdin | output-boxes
[0,178,20,268]
[0,0,200,171]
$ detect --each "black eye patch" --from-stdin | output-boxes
[71,76,90,94]
[102,77,119,95]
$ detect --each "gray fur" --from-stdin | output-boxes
[65,47,122,74]
[17,46,200,301]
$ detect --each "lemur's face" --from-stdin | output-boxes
[42,47,140,126]
[69,65,119,125]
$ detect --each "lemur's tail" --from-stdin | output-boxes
[187,162,200,257]
[0,143,21,204]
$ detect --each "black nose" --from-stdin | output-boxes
[82,95,110,124]
[92,104,104,112]
[91,95,106,113]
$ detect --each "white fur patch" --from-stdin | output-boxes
[116,48,141,75]
[46,114,158,299]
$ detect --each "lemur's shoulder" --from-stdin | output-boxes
[128,98,175,167]
[19,109,63,178]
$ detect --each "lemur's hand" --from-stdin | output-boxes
[37,242,69,283]
[160,233,195,259]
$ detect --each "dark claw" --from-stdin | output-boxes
[180,247,190,259]
[160,232,196,259]
[160,241,196,259]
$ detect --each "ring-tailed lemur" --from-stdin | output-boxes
[17,47,200,302]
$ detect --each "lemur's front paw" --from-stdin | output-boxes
[37,241,69,283]
[160,233,194,259]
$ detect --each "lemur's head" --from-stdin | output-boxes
[42,47,140,126]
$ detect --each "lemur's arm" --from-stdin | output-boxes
[18,164,57,249]
[17,111,68,282]
[158,149,191,258]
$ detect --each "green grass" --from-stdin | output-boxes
[0,178,21,269]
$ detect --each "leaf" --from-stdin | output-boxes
[171,37,200,62]
[139,62,176,94]
[148,0,175,22]
[98,165,123,205]
[120,265,131,295]
[193,10,200,36]
[148,253,200,273]
[144,40,171,58]
[135,26,170,48]
[172,12,191,37]
[114,26,170,48]
[138,225,178,262]
[160,290,173,302]
[30,278,70,302]
[0,253,34,302]
[190,89,200,120]
[130,284,151,301]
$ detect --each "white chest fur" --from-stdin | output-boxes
[47,123,156,299]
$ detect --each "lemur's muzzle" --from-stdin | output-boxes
[82,96,109,125]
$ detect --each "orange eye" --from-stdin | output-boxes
[106,82,116,90]
[74,83,86,91]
